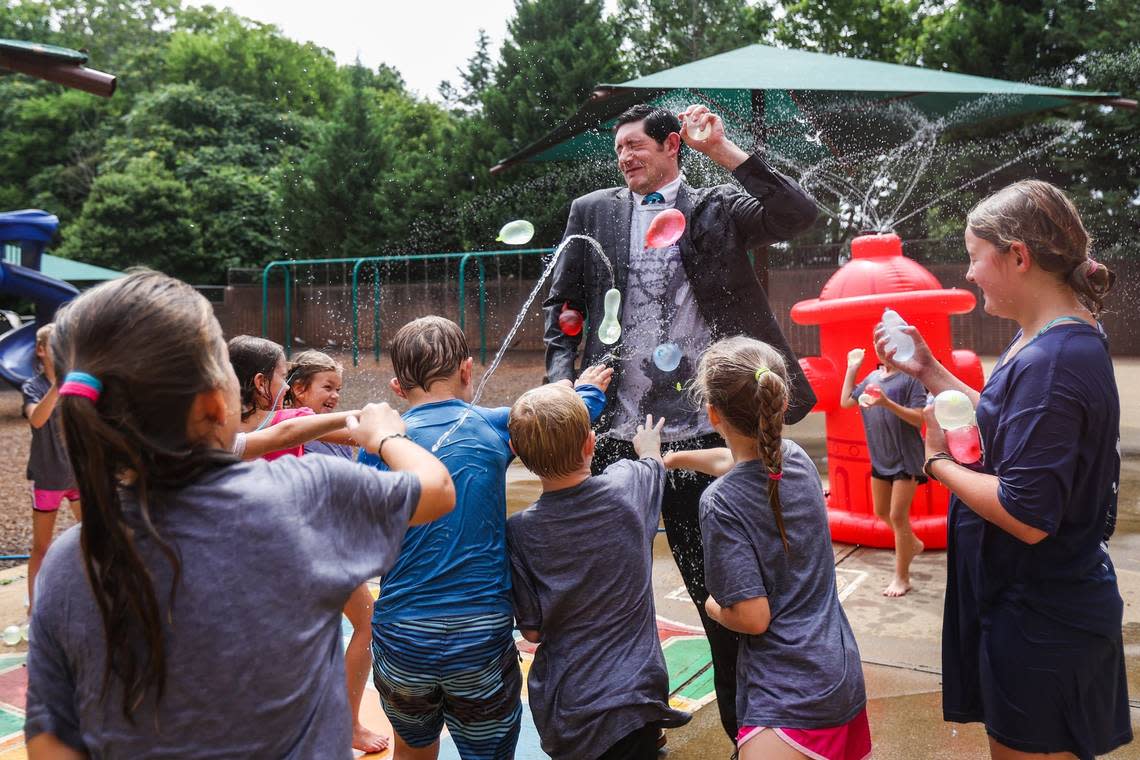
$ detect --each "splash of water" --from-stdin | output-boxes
[431,234,611,451]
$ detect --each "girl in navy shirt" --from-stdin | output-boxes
[877,180,1129,759]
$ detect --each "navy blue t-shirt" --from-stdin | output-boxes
[971,322,1122,636]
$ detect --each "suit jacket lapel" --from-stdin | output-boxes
[612,188,633,294]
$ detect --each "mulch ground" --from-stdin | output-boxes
[0,351,550,570]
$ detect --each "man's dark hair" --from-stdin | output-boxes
[614,104,684,168]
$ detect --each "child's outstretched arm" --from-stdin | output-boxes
[838,348,863,409]
[237,411,360,460]
[871,394,924,429]
[705,595,771,636]
[632,414,665,463]
[25,385,59,430]
[664,448,734,477]
[349,403,455,525]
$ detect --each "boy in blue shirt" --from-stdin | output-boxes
[360,316,609,760]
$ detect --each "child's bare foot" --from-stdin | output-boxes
[911,535,925,557]
[353,723,389,754]
[883,576,912,597]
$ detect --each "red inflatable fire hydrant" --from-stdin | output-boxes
[791,233,984,549]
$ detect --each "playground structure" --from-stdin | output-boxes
[260,248,552,365]
[792,233,984,549]
[0,210,78,388]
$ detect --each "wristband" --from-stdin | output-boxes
[377,432,412,460]
[923,452,957,483]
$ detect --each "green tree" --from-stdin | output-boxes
[280,64,390,259]
[483,0,626,147]
[164,9,342,118]
[58,157,208,281]
[618,0,775,75]
[776,0,932,63]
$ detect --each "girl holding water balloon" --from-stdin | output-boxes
[877,180,1129,759]
[838,342,929,598]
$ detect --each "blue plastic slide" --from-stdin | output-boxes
[0,261,77,387]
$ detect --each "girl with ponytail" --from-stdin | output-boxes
[668,336,869,760]
[878,180,1130,759]
[24,271,454,758]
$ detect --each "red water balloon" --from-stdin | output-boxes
[558,302,583,336]
[866,383,882,399]
[645,208,686,248]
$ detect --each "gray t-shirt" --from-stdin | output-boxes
[21,374,75,490]
[610,197,714,443]
[25,455,420,758]
[852,369,928,477]
[507,458,690,759]
[303,440,356,459]
[700,442,866,728]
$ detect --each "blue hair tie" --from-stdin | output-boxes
[59,371,103,402]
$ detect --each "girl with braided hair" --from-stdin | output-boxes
[668,336,870,760]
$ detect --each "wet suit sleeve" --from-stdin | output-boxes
[729,153,819,249]
[543,199,588,383]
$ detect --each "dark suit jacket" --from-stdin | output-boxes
[543,152,819,430]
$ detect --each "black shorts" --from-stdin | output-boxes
[870,466,928,485]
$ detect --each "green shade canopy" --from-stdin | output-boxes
[41,253,123,282]
[491,44,1133,173]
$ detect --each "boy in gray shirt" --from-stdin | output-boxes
[506,388,690,760]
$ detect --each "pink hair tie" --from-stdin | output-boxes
[1086,258,1101,276]
[59,371,102,402]
[768,471,783,481]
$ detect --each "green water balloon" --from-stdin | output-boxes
[496,219,535,245]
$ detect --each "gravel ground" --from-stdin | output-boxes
[0,351,550,570]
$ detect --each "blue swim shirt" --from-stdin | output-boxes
[362,385,606,624]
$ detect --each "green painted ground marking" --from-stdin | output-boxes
[0,655,25,670]
[0,707,23,736]
[677,659,716,701]
[664,637,713,696]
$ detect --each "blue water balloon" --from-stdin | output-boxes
[653,342,682,372]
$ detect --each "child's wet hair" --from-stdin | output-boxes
[286,349,342,407]
[509,385,591,479]
[967,180,1116,317]
[389,316,469,393]
[227,335,285,421]
[50,270,237,721]
[695,336,792,552]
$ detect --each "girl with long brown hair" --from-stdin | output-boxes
[879,180,1129,759]
[669,336,869,760]
[24,271,454,758]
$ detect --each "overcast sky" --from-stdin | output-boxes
[184,0,521,100]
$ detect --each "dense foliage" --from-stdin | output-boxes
[1,0,1136,282]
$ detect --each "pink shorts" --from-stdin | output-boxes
[32,488,80,512]
[737,708,871,760]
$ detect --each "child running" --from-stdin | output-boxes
[288,348,387,754]
[673,336,870,760]
[839,343,929,596]
[21,323,80,613]
[360,316,610,760]
[24,271,455,757]
[507,391,691,760]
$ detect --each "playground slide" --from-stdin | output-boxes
[0,261,77,387]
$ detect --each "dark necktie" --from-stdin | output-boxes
[642,192,665,205]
